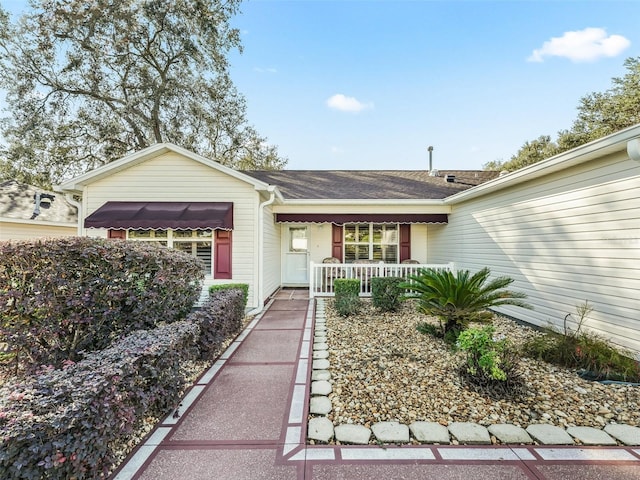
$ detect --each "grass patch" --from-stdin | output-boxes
[523,330,640,382]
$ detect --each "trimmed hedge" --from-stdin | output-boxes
[0,321,200,480]
[190,288,246,360]
[334,278,361,317]
[371,277,403,312]
[334,278,360,297]
[0,286,249,480]
[208,283,249,310]
[0,237,204,373]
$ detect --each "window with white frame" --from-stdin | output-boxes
[343,223,398,263]
[127,229,213,274]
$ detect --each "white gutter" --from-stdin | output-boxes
[247,186,277,316]
[445,125,640,205]
[278,198,448,206]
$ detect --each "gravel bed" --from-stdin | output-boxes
[325,299,640,431]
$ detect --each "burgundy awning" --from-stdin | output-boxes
[85,202,233,230]
[275,213,447,224]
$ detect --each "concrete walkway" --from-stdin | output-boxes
[111,289,640,480]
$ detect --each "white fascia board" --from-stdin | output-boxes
[56,143,272,194]
[445,124,640,205]
[0,217,77,228]
[278,198,448,206]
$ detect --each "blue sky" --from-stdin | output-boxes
[2,0,639,170]
[229,0,640,170]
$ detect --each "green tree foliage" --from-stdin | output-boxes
[485,135,560,172]
[484,56,640,172]
[557,56,640,150]
[0,1,286,188]
[402,267,531,339]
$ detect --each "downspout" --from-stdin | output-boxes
[247,186,276,316]
[63,193,83,236]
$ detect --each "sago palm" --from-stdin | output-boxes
[401,267,532,336]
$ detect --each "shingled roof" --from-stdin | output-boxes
[0,180,77,223]
[241,170,500,200]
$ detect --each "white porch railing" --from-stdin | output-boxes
[309,261,455,297]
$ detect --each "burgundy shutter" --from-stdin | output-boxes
[108,229,126,239]
[214,230,232,279]
[331,224,343,261]
[399,224,411,262]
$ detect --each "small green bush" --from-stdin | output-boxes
[334,294,361,317]
[209,283,249,310]
[334,278,361,317]
[0,237,203,375]
[0,321,200,480]
[457,326,511,381]
[371,277,403,312]
[457,326,522,397]
[334,278,360,297]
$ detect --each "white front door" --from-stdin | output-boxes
[283,226,309,285]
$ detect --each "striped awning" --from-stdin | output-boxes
[84,202,233,230]
[274,213,447,224]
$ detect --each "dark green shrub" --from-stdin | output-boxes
[191,288,246,359]
[334,278,361,317]
[209,283,249,310]
[0,321,200,480]
[416,322,441,338]
[334,278,360,297]
[371,277,403,312]
[401,267,531,337]
[416,320,462,345]
[334,294,361,317]
[0,237,203,375]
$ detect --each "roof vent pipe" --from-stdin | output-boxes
[428,146,434,172]
[445,174,456,183]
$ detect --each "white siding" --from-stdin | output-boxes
[431,151,640,353]
[410,224,428,263]
[262,204,281,298]
[82,152,260,308]
[0,220,76,240]
[308,224,332,263]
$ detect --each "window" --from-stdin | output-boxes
[344,223,398,263]
[127,229,213,274]
[289,227,308,252]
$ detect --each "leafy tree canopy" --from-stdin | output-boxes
[0,1,286,188]
[485,56,640,172]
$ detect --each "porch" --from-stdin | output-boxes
[309,261,454,297]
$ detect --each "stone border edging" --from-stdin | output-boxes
[308,299,640,447]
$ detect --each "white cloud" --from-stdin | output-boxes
[330,146,345,155]
[326,93,373,113]
[528,27,630,63]
[253,67,277,74]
